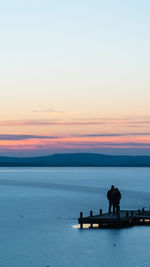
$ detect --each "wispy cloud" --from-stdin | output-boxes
[1,116,150,127]
[0,120,105,126]
[1,132,150,141]
[32,107,63,114]
[63,141,150,148]
[75,132,150,137]
[1,141,150,151]
[0,134,60,141]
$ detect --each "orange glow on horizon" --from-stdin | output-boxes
[0,134,150,152]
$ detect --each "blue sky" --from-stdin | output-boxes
[0,0,150,156]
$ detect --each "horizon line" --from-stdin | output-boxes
[1,152,150,159]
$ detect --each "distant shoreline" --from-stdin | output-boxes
[1,153,150,167]
[0,166,149,168]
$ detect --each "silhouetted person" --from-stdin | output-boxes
[107,185,115,213]
[111,188,121,215]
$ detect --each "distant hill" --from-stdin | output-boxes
[1,153,150,167]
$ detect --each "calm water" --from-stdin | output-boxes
[0,167,150,267]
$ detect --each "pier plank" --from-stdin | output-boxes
[78,209,150,228]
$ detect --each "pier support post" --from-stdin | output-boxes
[100,209,102,216]
[117,212,120,218]
[80,212,83,229]
[138,209,141,215]
[131,211,133,217]
[90,211,93,228]
[126,211,129,218]
[142,208,145,214]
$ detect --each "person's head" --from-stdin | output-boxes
[111,185,114,189]
[115,188,118,191]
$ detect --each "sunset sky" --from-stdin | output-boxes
[1,0,150,156]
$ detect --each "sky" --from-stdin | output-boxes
[1,0,150,156]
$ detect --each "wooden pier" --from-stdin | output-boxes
[78,208,150,229]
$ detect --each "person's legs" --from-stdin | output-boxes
[109,201,112,213]
[116,203,120,214]
[108,200,110,213]
[113,204,115,215]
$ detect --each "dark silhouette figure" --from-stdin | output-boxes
[107,185,115,213]
[111,188,121,215]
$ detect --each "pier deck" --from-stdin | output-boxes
[78,208,150,228]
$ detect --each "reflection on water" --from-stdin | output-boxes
[73,224,99,229]
[0,167,150,266]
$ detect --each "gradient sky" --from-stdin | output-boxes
[1,0,150,156]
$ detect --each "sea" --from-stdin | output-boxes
[0,167,150,267]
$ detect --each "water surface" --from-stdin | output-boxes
[0,167,150,267]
